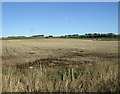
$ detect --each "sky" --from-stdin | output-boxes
[2,2,118,37]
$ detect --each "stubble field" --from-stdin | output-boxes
[1,39,119,92]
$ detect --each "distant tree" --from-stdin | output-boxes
[32,35,44,37]
[45,36,49,39]
[49,35,53,37]
[107,33,114,38]
[72,34,79,36]
[60,36,64,38]
[68,35,72,37]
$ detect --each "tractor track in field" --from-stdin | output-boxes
[16,51,118,70]
[2,39,118,69]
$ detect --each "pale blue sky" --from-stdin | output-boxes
[2,2,118,37]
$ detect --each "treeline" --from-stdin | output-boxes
[59,33,119,38]
[3,36,33,39]
[2,35,53,40]
[2,33,120,40]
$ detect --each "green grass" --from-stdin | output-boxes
[58,37,119,41]
[95,37,119,41]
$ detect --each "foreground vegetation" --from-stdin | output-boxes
[2,60,118,92]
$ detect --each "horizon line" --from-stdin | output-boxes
[2,33,119,38]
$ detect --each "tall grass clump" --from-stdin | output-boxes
[2,61,118,92]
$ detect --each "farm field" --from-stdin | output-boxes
[2,39,119,92]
